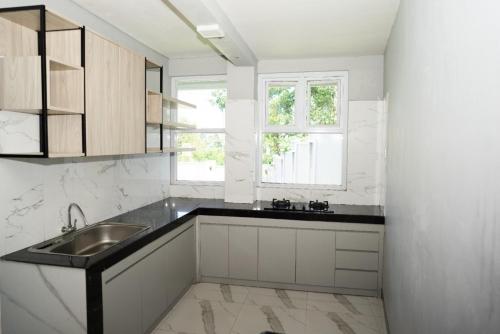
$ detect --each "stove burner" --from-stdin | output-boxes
[271,198,291,209]
[309,200,329,211]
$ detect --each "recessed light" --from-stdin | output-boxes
[196,24,225,39]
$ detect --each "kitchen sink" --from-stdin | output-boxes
[29,223,150,256]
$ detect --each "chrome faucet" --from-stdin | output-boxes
[62,203,89,233]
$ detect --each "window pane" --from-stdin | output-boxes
[176,80,226,129]
[308,82,338,126]
[267,83,296,126]
[261,133,343,185]
[176,133,225,182]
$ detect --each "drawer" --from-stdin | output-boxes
[336,231,379,251]
[335,270,378,290]
[336,251,379,271]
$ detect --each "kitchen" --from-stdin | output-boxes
[0,1,499,334]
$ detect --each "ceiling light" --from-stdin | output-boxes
[196,24,225,39]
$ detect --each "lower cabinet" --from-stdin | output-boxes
[200,224,228,278]
[258,227,296,284]
[198,216,384,296]
[228,225,258,280]
[102,223,195,334]
[102,259,143,334]
[296,229,335,287]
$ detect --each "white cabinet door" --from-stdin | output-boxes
[200,224,229,278]
[103,261,142,334]
[141,246,169,333]
[258,227,296,283]
[296,229,335,287]
[229,225,258,280]
[166,226,196,307]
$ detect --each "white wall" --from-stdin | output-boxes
[168,55,387,205]
[384,0,500,333]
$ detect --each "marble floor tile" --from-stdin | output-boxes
[306,310,381,334]
[157,298,242,334]
[245,293,307,310]
[307,298,374,317]
[246,286,308,300]
[231,304,306,334]
[187,284,248,304]
[156,284,387,334]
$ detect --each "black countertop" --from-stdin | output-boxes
[1,197,384,271]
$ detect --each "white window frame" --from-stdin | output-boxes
[170,75,227,186]
[257,71,349,190]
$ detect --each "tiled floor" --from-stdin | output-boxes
[153,283,387,334]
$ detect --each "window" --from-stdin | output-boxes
[259,72,348,189]
[171,76,226,183]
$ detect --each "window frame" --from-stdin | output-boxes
[170,75,227,186]
[257,71,349,190]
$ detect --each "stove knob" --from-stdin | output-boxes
[292,205,296,210]
[302,205,306,211]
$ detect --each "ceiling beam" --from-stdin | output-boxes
[163,0,257,66]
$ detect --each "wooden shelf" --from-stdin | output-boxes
[163,96,196,109]
[0,152,43,156]
[162,147,195,153]
[145,59,161,70]
[48,152,84,158]
[146,147,162,153]
[147,90,162,124]
[48,57,81,71]
[162,121,195,130]
[0,8,80,32]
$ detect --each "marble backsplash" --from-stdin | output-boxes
[0,155,170,256]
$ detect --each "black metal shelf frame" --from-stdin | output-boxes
[0,5,85,158]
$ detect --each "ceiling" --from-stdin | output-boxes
[215,0,400,59]
[72,0,399,60]
[72,0,216,58]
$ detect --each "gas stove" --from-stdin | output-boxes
[264,198,335,214]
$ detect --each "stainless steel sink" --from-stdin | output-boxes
[29,223,150,256]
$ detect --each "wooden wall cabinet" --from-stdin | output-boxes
[85,30,145,156]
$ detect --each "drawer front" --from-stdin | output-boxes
[336,232,379,251]
[335,270,378,290]
[336,251,379,271]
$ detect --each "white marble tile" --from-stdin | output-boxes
[231,304,306,334]
[246,287,307,300]
[306,310,381,334]
[157,298,241,334]
[0,262,87,334]
[0,111,40,154]
[307,298,374,317]
[245,293,307,310]
[187,284,248,304]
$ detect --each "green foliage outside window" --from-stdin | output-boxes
[309,84,337,126]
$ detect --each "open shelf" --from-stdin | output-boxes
[0,56,84,115]
[163,96,196,109]
[146,90,162,124]
[0,7,80,32]
[146,147,162,153]
[162,121,195,130]
[48,152,85,158]
[162,147,195,153]
[145,59,161,70]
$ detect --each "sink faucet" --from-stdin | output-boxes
[62,203,89,234]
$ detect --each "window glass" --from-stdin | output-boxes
[261,133,344,186]
[266,83,296,126]
[308,81,338,126]
[176,133,225,182]
[177,81,226,128]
